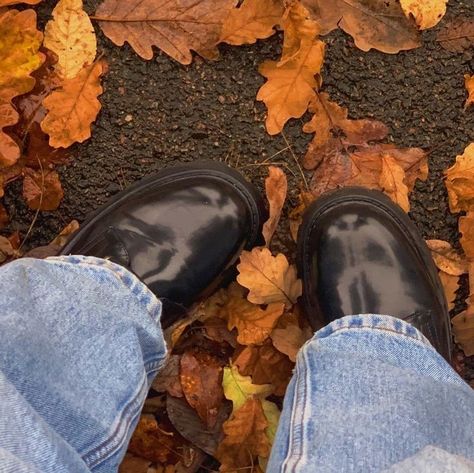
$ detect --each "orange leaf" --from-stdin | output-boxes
[379,154,409,212]
[220,0,283,45]
[271,321,310,362]
[22,168,64,210]
[426,239,468,276]
[460,212,474,260]
[289,190,315,241]
[445,143,474,213]
[41,60,106,148]
[438,271,459,312]
[0,0,41,5]
[262,166,287,246]
[216,397,270,472]
[465,74,474,110]
[452,310,474,357]
[94,0,236,64]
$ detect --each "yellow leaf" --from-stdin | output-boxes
[44,0,97,80]
[379,154,410,212]
[400,0,447,30]
[452,310,474,356]
[0,9,44,165]
[220,0,283,45]
[237,247,302,308]
[426,239,468,276]
[465,74,474,109]
[41,60,106,148]
[261,399,280,443]
[262,166,287,246]
[445,143,474,213]
[257,2,325,135]
[222,364,273,413]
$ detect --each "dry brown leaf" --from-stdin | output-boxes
[262,166,287,246]
[22,168,64,210]
[257,2,325,135]
[94,0,236,64]
[203,316,238,347]
[220,0,283,45]
[400,0,447,30]
[465,75,474,109]
[119,454,151,473]
[460,212,474,260]
[437,19,474,52]
[452,310,474,356]
[0,235,14,263]
[271,322,310,362]
[41,60,106,148]
[237,247,302,308]
[302,0,420,53]
[289,191,315,241]
[379,154,409,212]
[0,0,41,5]
[222,282,285,345]
[44,0,97,80]
[0,203,9,230]
[445,143,474,213]
[426,239,468,276]
[438,271,459,312]
[152,355,184,398]
[0,9,44,166]
[50,220,79,247]
[216,397,270,473]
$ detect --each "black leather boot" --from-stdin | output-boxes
[297,187,452,360]
[61,161,266,328]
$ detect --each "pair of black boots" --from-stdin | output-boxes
[61,162,452,360]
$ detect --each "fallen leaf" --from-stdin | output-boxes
[44,0,97,80]
[400,0,447,30]
[180,351,223,428]
[41,60,107,148]
[0,9,44,166]
[261,399,280,443]
[436,18,474,52]
[202,316,238,348]
[219,0,283,45]
[119,454,151,473]
[0,235,14,263]
[22,168,64,210]
[94,0,236,64]
[152,355,184,398]
[257,2,325,134]
[0,203,8,229]
[445,143,474,213]
[271,322,310,362]
[426,239,468,276]
[379,154,410,212]
[452,310,474,356]
[302,0,420,53]
[216,398,270,473]
[0,0,41,5]
[262,166,287,246]
[237,247,302,308]
[438,271,459,312]
[233,342,293,396]
[465,75,474,109]
[50,220,79,246]
[289,191,315,241]
[460,212,474,260]
[222,364,273,413]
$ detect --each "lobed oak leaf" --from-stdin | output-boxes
[445,143,474,213]
[179,351,223,429]
[257,2,325,135]
[216,397,270,473]
[262,165,287,246]
[452,310,474,357]
[219,0,284,45]
[437,19,474,52]
[465,75,474,109]
[379,154,409,212]
[94,0,236,64]
[237,247,302,308]
[22,168,64,210]
[0,9,44,166]
[438,271,459,312]
[222,364,273,413]
[399,0,447,30]
[302,0,420,53]
[152,354,184,398]
[426,239,468,276]
[44,0,97,80]
[41,60,106,148]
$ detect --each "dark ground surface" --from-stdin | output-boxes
[4,0,474,380]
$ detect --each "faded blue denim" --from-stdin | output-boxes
[0,256,473,473]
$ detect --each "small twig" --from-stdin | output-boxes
[281,131,309,190]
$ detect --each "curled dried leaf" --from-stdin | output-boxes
[262,166,287,246]
[426,239,468,276]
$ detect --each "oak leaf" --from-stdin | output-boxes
[465,75,474,110]
[237,247,302,308]
[0,0,41,5]
[180,351,223,429]
[399,0,447,30]
[379,154,410,212]
[438,271,459,312]
[216,398,270,473]
[437,19,474,52]
[460,212,474,260]
[151,354,183,398]
[257,2,325,135]
[41,60,106,148]
[0,9,44,166]
[426,239,468,276]
[94,0,236,64]
[44,0,97,80]
[445,143,474,213]
[262,166,287,246]
[22,168,64,210]
[452,310,474,357]
[220,0,283,45]
[302,0,420,54]
[271,322,310,362]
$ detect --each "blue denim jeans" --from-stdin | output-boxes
[0,256,473,473]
